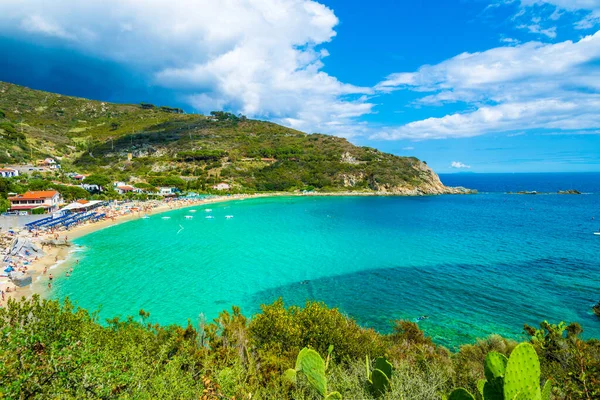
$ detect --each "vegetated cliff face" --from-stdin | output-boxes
[0,81,472,195]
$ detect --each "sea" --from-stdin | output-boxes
[51,173,600,349]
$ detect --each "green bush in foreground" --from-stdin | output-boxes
[1,296,599,399]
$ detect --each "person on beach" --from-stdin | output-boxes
[43,266,47,274]
[76,259,79,265]
[48,282,51,289]
[48,274,53,282]
[1,289,4,301]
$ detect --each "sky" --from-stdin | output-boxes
[0,0,599,173]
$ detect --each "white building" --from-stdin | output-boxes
[0,168,18,178]
[158,187,178,196]
[212,182,230,191]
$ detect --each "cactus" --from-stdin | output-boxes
[503,343,542,400]
[448,388,476,400]
[284,347,342,399]
[447,342,552,400]
[482,351,508,400]
[366,355,393,397]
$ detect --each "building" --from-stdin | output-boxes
[8,190,63,213]
[80,183,102,193]
[212,182,231,191]
[0,168,19,178]
[115,185,136,195]
[158,187,178,197]
[36,158,60,169]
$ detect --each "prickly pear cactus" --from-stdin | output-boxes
[504,343,542,400]
[371,369,391,396]
[366,356,393,396]
[448,388,476,400]
[483,351,508,400]
[296,348,328,396]
[484,352,508,381]
[324,391,343,400]
[374,357,393,380]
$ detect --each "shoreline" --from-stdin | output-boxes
[1,189,469,304]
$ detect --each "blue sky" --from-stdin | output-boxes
[0,0,599,173]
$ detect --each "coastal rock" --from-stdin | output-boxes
[594,301,600,318]
[371,161,476,196]
[558,189,581,195]
[9,271,32,287]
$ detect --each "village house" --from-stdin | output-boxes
[158,187,178,197]
[80,183,102,193]
[0,168,19,178]
[8,190,63,214]
[36,158,60,169]
[212,182,231,191]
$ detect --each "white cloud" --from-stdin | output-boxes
[451,161,471,169]
[401,146,415,151]
[516,0,600,29]
[0,0,375,137]
[373,31,600,140]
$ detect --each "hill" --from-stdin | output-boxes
[0,82,468,194]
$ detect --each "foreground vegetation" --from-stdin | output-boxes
[0,81,448,194]
[1,297,598,399]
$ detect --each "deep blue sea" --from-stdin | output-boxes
[51,173,600,348]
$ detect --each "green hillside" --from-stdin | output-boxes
[0,82,463,194]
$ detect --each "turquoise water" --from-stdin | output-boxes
[52,178,600,348]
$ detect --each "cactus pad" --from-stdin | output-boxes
[371,368,391,396]
[284,368,297,384]
[504,343,542,400]
[325,391,342,400]
[295,348,327,396]
[374,357,393,380]
[448,388,476,400]
[541,379,552,400]
[484,352,508,381]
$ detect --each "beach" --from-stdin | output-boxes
[0,193,279,304]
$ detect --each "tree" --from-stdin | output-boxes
[84,174,111,188]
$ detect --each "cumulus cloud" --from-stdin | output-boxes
[0,0,374,137]
[451,161,471,169]
[372,31,600,140]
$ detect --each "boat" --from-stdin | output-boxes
[185,215,193,219]
[205,209,213,212]
[225,215,234,219]
[594,232,600,236]
[205,215,214,219]
[189,210,197,213]
[162,216,171,220]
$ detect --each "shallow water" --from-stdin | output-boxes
[52,174,600,348]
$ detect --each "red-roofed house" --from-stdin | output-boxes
[8,190,63,213]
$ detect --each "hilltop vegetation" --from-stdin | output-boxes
[0,82,460,194]
[1,297,598,399]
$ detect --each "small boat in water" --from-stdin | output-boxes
[205,209,212,212]
[225,215,234,219]
[205,215,214,219]
[185,215,193,219]
[189,210,197,213]
[594,232,600,236]
[162,216,171,220]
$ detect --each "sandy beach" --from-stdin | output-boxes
[0,192,282,304]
